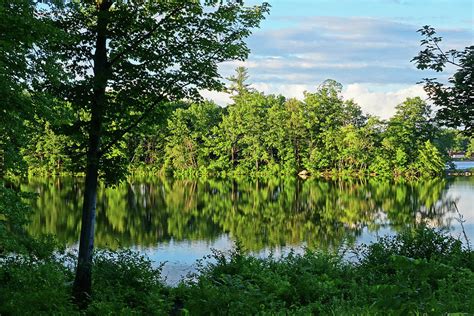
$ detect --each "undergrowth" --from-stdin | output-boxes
[0,227,473,315]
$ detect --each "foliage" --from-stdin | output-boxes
[0,0,59,177]
[414,140,446,176]
[433,128,471,162]
[226,66,253,97]
[164,102,222,172]
[87,249,171,315]
[356,227,474,313]
[134,77,445,178]
[2,3,471,313]
[0,184,34,255]
[0,181,60,260]
[0,250,172,315]
[18,60,453,179]
[412,25,473,136]
[18,65,450,179]
[1,227,472,314]
[32,0,271,184]
[0,255,78,315]
[23,0,271,299]
[21,121,74,176]
[176,227,474,314]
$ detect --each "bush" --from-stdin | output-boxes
[175,228,474,314]
[0,185,34,255]
[0,256,78,315]
[1,227,473,314]
[356,227,474,314]
[176,248,359,314]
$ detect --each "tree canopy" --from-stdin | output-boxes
[19,0,270,303]
[412,25,473,136]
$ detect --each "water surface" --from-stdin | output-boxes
[24,177,474,284]
[453,161,474,170]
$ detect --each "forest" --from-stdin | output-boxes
[19,70,474,179]
[1,0,473,314]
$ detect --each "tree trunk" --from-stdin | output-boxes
[231,145,235,167]
[72,1,111,307]
[0,145,4,179]
[294,138,300,171]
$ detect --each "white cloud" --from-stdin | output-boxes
[251,83,313,99]
[203,82,428,120]
[241,16,471,86]
[200,89,232,106]
[342,83,427,119]
[201,15,470,117]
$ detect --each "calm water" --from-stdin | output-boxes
[453,161,474,170]
[24,176,474,284]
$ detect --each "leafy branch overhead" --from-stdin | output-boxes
[412,25,473,136]
[34,0,269,175]
[22,0,271,303]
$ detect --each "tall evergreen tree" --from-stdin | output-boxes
[227,66,253,97]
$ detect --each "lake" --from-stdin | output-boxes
[24,176,474,284]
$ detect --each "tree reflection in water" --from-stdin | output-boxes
[24,177,459,251]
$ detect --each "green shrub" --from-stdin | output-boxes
[87,249,172,315]
[175,228,474,315]
[1,226,473,314]
[176,245,356,315]
[356,227,474,314]
[0,256,78,315]
[0,185,34,255]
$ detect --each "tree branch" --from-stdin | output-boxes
[433,40,462,68]
[99,24,246,157]
[98,96,164,156]
[108,4,186,66]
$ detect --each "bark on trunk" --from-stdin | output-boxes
[0,146,4,179]
[72,1,111,307]
[231,145,236,167]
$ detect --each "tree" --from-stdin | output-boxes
[21,121,73,175]
[226,66,253,97]
[0,0,54,177]
[209,92,279,174]
[380,97,445,176]
[432,128,469,161]
[266,98,307,173]
[164,101,221,172]
[414,141,445,176]
[412,25,473,136]
[0,0,62,256]
[125,101,187,173]
[304,80,366,171]
[36,0,269,304]
[386,97,434,156]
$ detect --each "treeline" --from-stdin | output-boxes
[21,75,472,179]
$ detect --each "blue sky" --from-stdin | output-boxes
[203,0,473,118]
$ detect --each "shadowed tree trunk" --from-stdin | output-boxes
[0,146,4,179]
[62,0,269,308]
[72,0,111,306]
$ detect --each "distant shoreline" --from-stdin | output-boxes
[446,161,474,175]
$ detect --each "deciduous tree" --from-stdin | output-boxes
[36,0,269,303]
[412,25,473,136]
